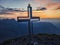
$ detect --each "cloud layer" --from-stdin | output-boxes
[33,0,60,10]
[46,2,60,10]
[0,5,25,14]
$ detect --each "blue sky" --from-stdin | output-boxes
[0,0,60,10]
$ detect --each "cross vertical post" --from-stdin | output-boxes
[27,4,33,44]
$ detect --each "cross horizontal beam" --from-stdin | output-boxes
[17,17,40,22]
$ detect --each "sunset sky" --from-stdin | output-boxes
[0,0,60,9]
[0,0,60,19]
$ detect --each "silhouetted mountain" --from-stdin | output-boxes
[0,19,28,43]
[0,19,60,43]
[0,34,60,45]
[33,22,60,34]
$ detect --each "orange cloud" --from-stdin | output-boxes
[55,6,60,10]
[34,0,51,2]
[34,0,52,4]
[33,0,60,10]
[46,2,60,10]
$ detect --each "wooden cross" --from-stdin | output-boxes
[17,4,40,45]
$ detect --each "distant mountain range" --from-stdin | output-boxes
[0,19,60,43]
